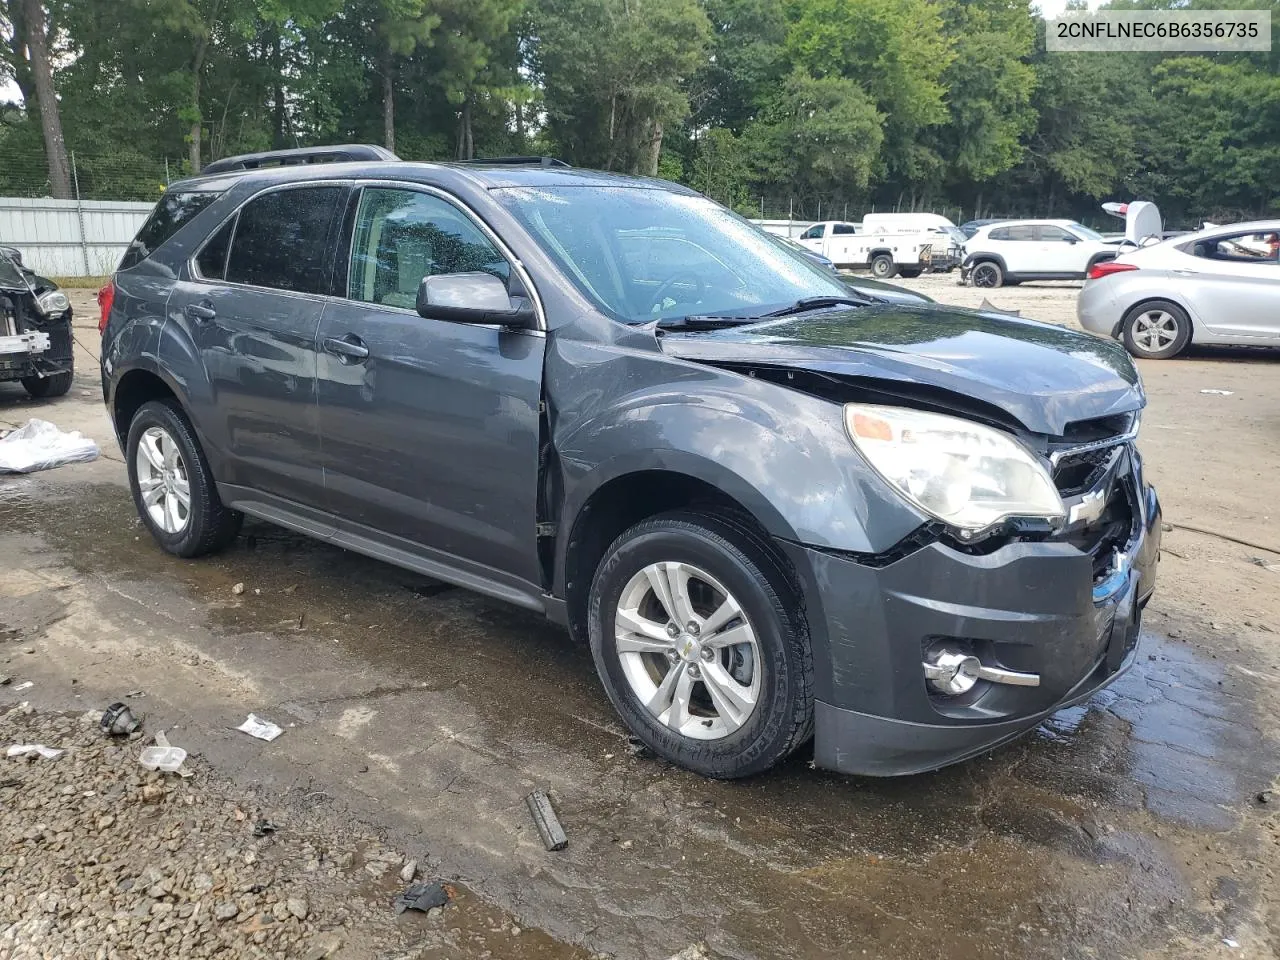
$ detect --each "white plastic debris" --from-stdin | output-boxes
[236,714,284,742]
[140,730,190,775]
[1223,938,1240,948]
[0,418,99,473]
[7,744,63,759]
[12,681,32,692]
[1200,389,1234,396]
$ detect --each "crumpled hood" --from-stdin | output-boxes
[658,304,1143,435]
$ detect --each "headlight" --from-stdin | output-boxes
[36,290,71,316]
[844,403,1065,534]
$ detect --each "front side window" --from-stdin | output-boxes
[225,186,345,294]
[800,224,825,240]
[347,188,510,309]
[1067,223,1104,241]
[1038,225,1072,242]
[495,187,850,323]
[120,190,220,271]
[1195,231,1280,263]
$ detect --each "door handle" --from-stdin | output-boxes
[1173,269,1197,277]
[323,334,370,363]
[185,301,216,323]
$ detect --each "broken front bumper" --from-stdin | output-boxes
[782,474,1161,777]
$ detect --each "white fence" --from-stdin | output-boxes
[0,197,154,278]
[749,218,814,239]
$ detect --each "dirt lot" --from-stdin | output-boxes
[0,282,1277,959]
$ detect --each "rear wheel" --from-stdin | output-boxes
[899,267,923,279]
[970,260,1003,288]
[1121,300,1191,360]
[126,399,242,557]
[587,510,813,779]
[870,254,897,279]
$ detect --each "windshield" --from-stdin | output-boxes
[493,186,850,323]
[1068,223,1104,241]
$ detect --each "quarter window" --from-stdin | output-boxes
[347,188,510,309]
[225,186,345,294]
[195,219,234,280]
[120,190,219,271]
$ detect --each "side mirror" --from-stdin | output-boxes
[415,272,537,329]
[1063,235,1079,244]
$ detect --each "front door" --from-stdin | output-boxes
[166,184,347,509]
[1177,231,1280,339]
[316,185,546,586]
[1036,224,1090,274]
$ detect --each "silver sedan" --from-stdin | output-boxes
[1078,220,1280,359]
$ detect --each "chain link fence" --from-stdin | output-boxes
[1,146,182,203]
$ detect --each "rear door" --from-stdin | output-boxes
[167,183,347,511]
[316,183,546,586]
[993,224,1038,273]
[1176,231,1280,339]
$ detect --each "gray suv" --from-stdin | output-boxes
[100,146,1161,779]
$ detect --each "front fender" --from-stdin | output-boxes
[550,340,927,575]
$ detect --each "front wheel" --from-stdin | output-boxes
[898,267,923,279]
[22,356,73,399]
[970,260,1003,288]
[126,399,242,557]
[1121,300,1191,359]
[587,511,813,779]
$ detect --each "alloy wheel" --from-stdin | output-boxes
[972,263,999,288]
[135,425,191,534]
[613,561,762,740]
[1132,309,1179,353]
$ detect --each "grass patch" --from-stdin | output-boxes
[49,276,109,289]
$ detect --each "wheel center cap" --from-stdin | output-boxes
[677,635,701,662]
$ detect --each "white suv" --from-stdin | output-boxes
[962,219,1116,288]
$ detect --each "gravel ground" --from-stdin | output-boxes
[0,705,503,960]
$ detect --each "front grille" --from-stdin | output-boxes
[1053,447,1114,498]
[1058,412,1136,445]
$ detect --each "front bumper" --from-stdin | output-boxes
[785,458,1160,776]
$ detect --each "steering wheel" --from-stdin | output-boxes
[649,271,706,313]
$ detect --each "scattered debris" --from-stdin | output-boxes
[666,944,711,960]
[12,680,32,692]
[1258,790,1273,805]
[1223,938,1240,948]
[399,859,417,883]
[139,730,188,774]
[626,735,655,759]
[393,880,451,915]
[979,298,1020,317]
[1248,557,1279,574]
[0,676,10,686]
[1200,389,1234,396]
[6,743,63,760]
[253,818,278,837]
[99,701,142,736]
[124,689,145,698]
[232,582,246,595]
[237,713,284,741]
[0,418,99,473]
[525,788,568,851]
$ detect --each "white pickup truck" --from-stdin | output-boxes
[795,220,963,278]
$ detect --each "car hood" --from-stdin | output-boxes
[658,304,1143,435]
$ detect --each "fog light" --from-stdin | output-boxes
[924,651,982,695]
[923,649,1041,695]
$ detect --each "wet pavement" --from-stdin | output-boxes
[2,474,1277,959]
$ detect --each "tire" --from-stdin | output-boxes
[970,260,1003,288]
[587,510,813,779]
[899,267,922,279]
[22,355,73,399]
[126,399,242,557]
[1121,300,1191,360]
[870,254,897,279]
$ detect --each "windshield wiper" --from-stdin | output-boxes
[655,315,763,331]
[761,295,870,318]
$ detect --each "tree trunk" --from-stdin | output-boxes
[381,43,395,153]
[272,32,286,148]
[457,98,473,160]
[21,0,71,199]
[186,0,218,172]
[514,100,524,145]
[645,118,663,177]
[6,0,36,106]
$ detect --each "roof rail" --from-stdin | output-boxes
[453,156,571,168]
[201,144,399,175]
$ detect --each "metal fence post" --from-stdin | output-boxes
[71,152,91,277]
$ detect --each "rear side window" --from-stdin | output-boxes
[800,224,824,240]
[988,227,1010,241]
[832,223,857,236]
[225,186,345,294]
[119,191,219,270]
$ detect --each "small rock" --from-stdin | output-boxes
[232,583,245,595]
[619,840,633,850]
[511,926,521,936]
[141,784,164,803]
[301,932,344,960]
[96,815,115,831]
[287,897,309,921]
[1258,790,1273,805]
[1161,522,1173,533]
[214,901,238,922]
[399,860,417,884]
[22,647,34,655]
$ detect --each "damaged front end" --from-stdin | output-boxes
[0,247,74,396]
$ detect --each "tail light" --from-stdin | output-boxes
[1087,261,1138,281]
[97,280,115,334]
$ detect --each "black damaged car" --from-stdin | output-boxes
[0,245,75,398]
[100,147,1160,778]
